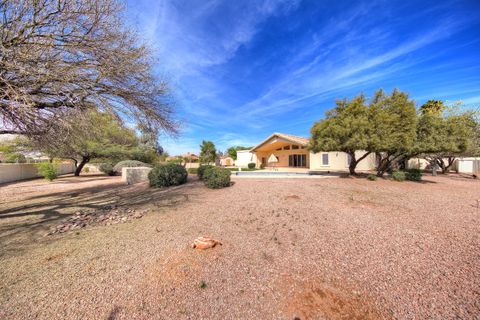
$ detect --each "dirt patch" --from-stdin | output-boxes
[283,279,386,320]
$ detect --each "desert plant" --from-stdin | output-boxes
[113,160,151,175]
[405,168,422,181]
[36,162,58,181]
[367,174,377,181]
[197,165,214,180]
[248,162,256,169]
[391,171,406,182]
[203,166,231,189]
[99,163,115,176]
[4,153,27,163]
[148,163,188,188]
[84,166,90,173]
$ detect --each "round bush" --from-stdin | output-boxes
[367,174,377,181]
[148,163,188,188]
[113,160,151,175]
[99,163,115,176]
[391,171,406,182]
[203,166,231,189]
[405,168,422,181]
[248,162,256,169]
[36,162,57,181]
[197,165,214,180]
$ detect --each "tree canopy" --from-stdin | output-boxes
[0,0,177,136]
[226,146,251,160]
[199,140,217,164]
[29,110,138,175]
[417,102,477,173]
[369,89,417,176]
[309,94,373,174]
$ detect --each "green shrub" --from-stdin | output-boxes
[113,160,151,175]
[391,171,406,182]
[187,167,198,174]
[197,165,214,180]
[203,166,231,189]
[36,162,57,181]
[148,163,188,188]
[84,166,90,173]
[99,163,115,176]
[4,153,27,163]
[248,162,256,169]
[367,174,377,181]
[405,168,422,181]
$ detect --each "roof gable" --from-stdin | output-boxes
[251,132,309,151]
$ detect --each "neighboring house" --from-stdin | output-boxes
[219,156,235,166]
[247,132,376,171]
[182,152,199,162]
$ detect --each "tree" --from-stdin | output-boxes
[309,94,373,175]
[418,103,477,173]
[226,146,251,160]
[369,89,417,176]
[199,140,217,164]
[0,0,177,137]
[30,110,138,176]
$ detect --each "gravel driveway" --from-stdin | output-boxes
[0,174,479,319]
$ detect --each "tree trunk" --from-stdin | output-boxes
[442,156,455,174]
[347,151,357,175]
[349,159,357,175]
[75,156,90,176]
[70,158,78,170]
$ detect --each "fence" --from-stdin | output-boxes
[0,162,76,184]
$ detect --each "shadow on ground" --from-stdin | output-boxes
[0,176,204,256]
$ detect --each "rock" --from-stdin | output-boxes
[132,212,143,219]
[192,236,222,250]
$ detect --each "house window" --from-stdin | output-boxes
[276,148,282,151]
[322,153,329,166]
[301,146,306,149]
[283,145,290,150]
[292,145,299,150]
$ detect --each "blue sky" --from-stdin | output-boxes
[126,0,480,155]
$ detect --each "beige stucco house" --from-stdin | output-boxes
[243,132,376,172]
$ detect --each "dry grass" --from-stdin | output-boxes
[0,173,479,319]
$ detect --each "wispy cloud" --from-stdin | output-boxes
[126,0,480,154]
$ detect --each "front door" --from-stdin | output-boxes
[288,154,307,167]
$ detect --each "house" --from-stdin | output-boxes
[182,152,199,162]
[219,156,235,166]
[245,132,376,172]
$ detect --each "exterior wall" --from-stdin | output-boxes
[255,147,309,168]
[0,162,75,184]
[309,150,376,171]
[121,167,152,185]
[185,162,199,169]
[457,158,480,174]
[236,151,257,168]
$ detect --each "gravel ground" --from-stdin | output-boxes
[0,174,479,319]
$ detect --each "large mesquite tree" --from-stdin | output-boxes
[309,94,373,175]
[30,110,138,176]
[0,0,177,136]
[369,89,417,176]
[417,101,477,173]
